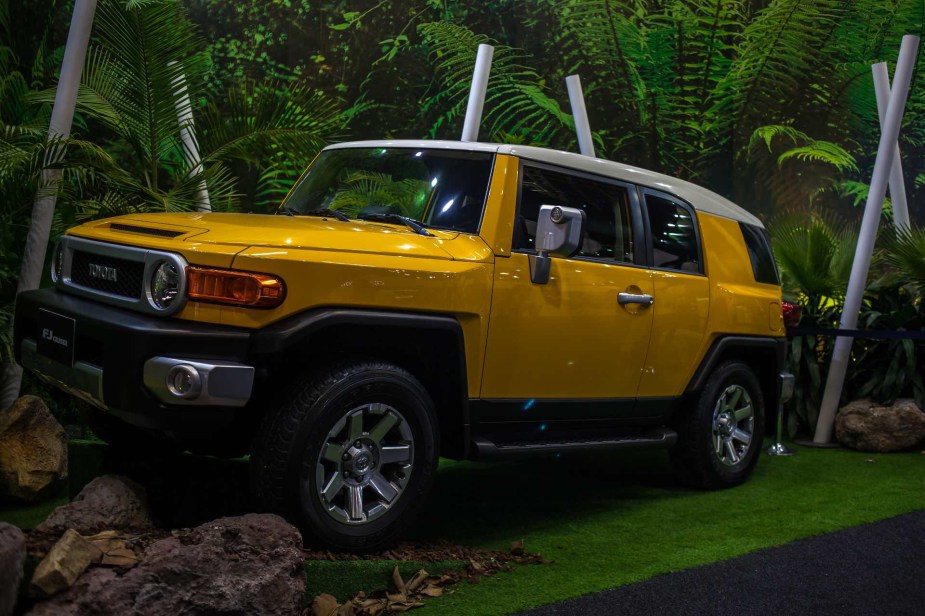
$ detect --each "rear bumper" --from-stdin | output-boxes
[14,288,253,434]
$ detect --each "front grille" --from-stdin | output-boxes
[71,250,145,299]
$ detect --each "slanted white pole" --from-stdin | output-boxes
[872,62,910,231]
[566,75,595,158]
[0,0,98,411]
[813,35,920,444]
[460,44,494,142]
[170,62,211,212]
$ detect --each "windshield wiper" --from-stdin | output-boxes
[357,213,434,237]
[304,208,351,222]
[279,207,351,222]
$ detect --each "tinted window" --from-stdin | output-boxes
[740,223,780,285]
[514,165,635,262]
[645,193,701,272]
[281,148,494,234]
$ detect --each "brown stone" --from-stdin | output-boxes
[0,522,26,616]
[27,513,305,616]
[29,529,102,598]
[36,475,154,535]
[835,398,925,452]
[0,396,68,503]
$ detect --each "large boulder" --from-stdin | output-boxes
[0,522,26,616]
[0,396,68,503]
[36,475,154,535]
[836,398,925,452]
[28,513,305,616]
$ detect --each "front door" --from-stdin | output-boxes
[479,162,654,421]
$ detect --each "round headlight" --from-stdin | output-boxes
[50,242,64,284]
[150,261,180,309]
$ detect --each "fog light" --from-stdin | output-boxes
[165,364,202,399]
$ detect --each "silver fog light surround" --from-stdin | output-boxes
[165,364,202,399]
[50,242,64,283]
[150,261,180,310]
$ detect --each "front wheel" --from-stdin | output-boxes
[250,361,438,551]
[670,360,765,489]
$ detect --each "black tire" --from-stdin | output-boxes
[250,361,439,552]
[670,361,765,489]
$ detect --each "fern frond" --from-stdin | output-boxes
[417,22,576,147]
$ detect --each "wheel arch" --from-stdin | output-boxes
[251,309,470,460]
[685,336,787,431]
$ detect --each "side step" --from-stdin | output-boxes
[473,428,678,461]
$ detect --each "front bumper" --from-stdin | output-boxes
[14,288,254,433]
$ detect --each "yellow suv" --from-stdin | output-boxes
[14,140,792,550]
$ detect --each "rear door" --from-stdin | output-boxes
[636,189,710,398]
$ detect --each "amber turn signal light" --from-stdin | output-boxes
[187,267,286,308]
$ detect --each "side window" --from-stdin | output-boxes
[740,223,780,285]
[645,193,701,272]
[514,165,634,262]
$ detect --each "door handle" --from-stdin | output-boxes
[618,292,654,306]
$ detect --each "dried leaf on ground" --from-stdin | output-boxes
[310,592,341,616]
[510,539,525,556]
[307,540,550,614]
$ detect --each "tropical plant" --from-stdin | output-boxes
[29,0,345,224]
[848,282,925,408]
[884,225,925,294]
[767,211,860,435]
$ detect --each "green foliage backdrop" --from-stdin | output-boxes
[2,0,925,430]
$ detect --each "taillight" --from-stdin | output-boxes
[187,267,285,308]
[781,300,802,328]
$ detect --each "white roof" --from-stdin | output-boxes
[324,140,763,226]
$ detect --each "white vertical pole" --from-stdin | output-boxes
[2,0,98,411]
[872,62,910,231]
[566,75,596,158]
[460,44,494,143]
[813,35,920,444]
[170,62,211,211]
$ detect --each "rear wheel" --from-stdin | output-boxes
[671,361,765,489]
[250,361,438,551]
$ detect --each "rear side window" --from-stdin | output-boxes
[644,192,701,273]
[740,223,780,285]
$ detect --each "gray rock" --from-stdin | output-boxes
[29,529,102,599]
[0,396,68,503]
[36,475,154,535]
[28,513,305,616]
[0,522,26,616]
[836,398,925,452]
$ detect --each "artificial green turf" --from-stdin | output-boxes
[402,446,924,615]
[2,442,921,615]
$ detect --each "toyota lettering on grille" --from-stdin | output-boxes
[88,263,118,282]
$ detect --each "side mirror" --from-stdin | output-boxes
[530,205,585,284]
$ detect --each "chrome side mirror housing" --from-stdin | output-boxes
[530,205,585,284]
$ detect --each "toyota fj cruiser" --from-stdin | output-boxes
[14,140,793,550]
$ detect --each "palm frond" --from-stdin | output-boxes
[768,210,860,306]
[884,225,925,294]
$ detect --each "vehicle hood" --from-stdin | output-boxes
[69,212,491,262]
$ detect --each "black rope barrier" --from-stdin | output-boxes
[785,326,925,342]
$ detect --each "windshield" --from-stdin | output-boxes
[280,147,495,234]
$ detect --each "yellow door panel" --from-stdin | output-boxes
[480,254,654,399]
[638,270,710,397]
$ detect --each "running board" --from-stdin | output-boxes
[473,428,678,460]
